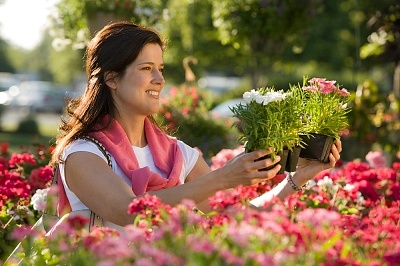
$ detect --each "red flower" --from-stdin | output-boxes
[28,165,53,191]
[0,142,9,155]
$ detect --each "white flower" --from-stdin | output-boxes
[243,89,286,105]
[243,90,255,103]
[317,176,334,187]
[356,191,365,205]
[30,188,49,212]
[343,184,355,191]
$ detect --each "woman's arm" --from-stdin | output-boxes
[250,139,342,208]
[65,149,282,226]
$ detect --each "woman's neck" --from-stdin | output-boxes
[114,114,147,148]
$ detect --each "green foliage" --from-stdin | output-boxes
[359,2,400,64]
[156,86,238,159]
[52,0,166,43]
[231,87,304,158]
[347,79,400,160]
[0,39,15,73]
[297,77,351,139]
[0,206,18,262]
[211,0,323,87]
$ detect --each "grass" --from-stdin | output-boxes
[0,131,56,153]
[0,112,59,153]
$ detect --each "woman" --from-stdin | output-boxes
[51,21,341,232]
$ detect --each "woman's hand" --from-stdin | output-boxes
[219,149,282,188]
[293,139,342,186]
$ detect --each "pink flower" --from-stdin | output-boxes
[10,225,36,241]
[308,77,337,94]
[296,208,341,227]
[392,162,400,171]
[302,85,318,93]
[210,146,244,170]
[338,88,350,97]
[8,152,36,168]
[187,235,215,255]
[366,150,387,168]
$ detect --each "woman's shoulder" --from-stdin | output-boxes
[62,138,110,162]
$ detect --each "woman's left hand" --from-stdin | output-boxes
[293,139,342,186]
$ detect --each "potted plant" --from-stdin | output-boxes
[230,87,304,174]
[297,77,351,163]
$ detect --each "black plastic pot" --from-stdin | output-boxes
[299,133,334,163]
[285,146,301,172]
[254,149,289,174]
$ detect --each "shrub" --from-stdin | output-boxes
[15,116,40,135]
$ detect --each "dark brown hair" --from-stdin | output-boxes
[51,21,166,165]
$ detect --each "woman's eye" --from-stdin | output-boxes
[159,68,164,73]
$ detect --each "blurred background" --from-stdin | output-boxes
[0,0,398,163]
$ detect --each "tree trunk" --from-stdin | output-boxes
[394,61,400,100]
[87,12,129,37]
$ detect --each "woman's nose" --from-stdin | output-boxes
[152,69,165,86]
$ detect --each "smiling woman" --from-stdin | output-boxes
[41,21,341,237]
[0,0,59,50]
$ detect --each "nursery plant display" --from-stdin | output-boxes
[297,77,351,163]
[230,87,304,173]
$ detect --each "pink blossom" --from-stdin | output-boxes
[90,236,132,260]
[302,85,318,93]
[210,146,244,170]
[296,208,341,227]
[187,235,215,255]
[8,152,36,168]
[366,150,387,168]
[338,88,350,96]
[309,77,337,94]
[10,225,36,241]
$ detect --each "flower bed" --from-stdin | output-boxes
[1,143,400,265]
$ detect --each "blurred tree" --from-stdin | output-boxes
[0,38,14,72]
[161,0,247,84]
[51,0,167,46]
[210,0,323,88]
[360,1,400,98]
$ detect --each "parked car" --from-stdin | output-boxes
[210,98,246,119]
[9,81,68,113]
[0,74,19,106]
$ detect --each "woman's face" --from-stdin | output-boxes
[110,43,165,118]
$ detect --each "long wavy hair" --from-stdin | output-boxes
[51,21,166,165]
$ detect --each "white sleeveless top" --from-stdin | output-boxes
[59,138,199,231]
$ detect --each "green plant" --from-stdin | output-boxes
[298,77,351,139]
[230,87,304,159]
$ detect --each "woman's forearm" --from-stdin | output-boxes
[250,172,301,208]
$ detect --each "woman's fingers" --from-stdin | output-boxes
[225,149,282,186]
[334,138,342,153]
[328,139,342,167]
[247,150,281,171]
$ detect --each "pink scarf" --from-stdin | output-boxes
[56,115,183,216]
[88,115,183,195]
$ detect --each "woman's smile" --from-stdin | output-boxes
[146,90,160,99]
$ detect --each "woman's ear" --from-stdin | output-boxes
[104,71,118,90]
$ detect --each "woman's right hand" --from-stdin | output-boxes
[218,149,282,189]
